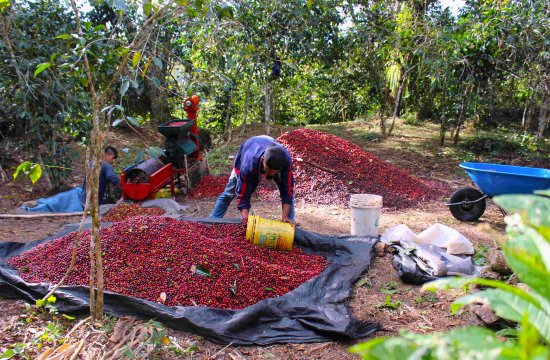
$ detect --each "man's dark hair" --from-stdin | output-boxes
[264,144,286,170]
[105,146,118,158]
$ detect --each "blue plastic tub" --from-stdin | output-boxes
[459,162,550,196]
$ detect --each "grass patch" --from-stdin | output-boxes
[207,144,239,175]
[473,244,489,266]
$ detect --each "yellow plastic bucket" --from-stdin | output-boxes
[245,215,295,251]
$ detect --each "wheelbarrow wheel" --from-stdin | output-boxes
[449,187,486,221]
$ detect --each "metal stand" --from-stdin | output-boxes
[184,154,191,188]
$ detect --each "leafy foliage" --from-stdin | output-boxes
[350,193,550,359]
[12,161,42,184]
[1,0,549,193]
[460,130,546,158]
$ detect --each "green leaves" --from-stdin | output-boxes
[229,280,238,295]
[356,277,371,288]
[13,161,42,184]
[376,295,400,310]
[36,295,56,308]
[495,195,550,301]
[145,146,165,159]
[55,34,73,40]
[351,193,550,358]
[120,80,130,97]
[0,0,9,13]
[350,327,520,360]
[132,51,141,67]
[495,194,550,229]
[216,4,234,19]
[191,265,211,277]
[34,62,51,77]
[380,281,398,294]
[452,289,550,343]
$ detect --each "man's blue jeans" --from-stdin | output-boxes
[209,170,295,220]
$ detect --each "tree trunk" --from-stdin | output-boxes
[265,80,271,135]
[439,81,448,146]
[147,77,170,125]
[537,94,549,139]
[521,99,529,129]
[87,106,105,323]
[70,0,106,323]
[379,110,386,136]
[240,72,253,136]
[223,85,236,141]
[339,89,346,122]
[526,99,536,131]
[454,85,471,145]
[388,71,407,135]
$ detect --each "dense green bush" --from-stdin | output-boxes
[402,113,424,126]
[459,130,545,158]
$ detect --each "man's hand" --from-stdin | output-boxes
[282,217,296,226]
[240,209,249,220]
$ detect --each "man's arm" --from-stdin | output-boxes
[235,173,258,218]
[275,166,294,215]
[281,203,295,225]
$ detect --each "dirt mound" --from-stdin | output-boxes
[277,129,439,209]
[189,175,229,198]
[101,203,166,222]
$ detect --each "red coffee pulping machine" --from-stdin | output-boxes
[121,95,209,201]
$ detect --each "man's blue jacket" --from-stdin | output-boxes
[233,136,294,211]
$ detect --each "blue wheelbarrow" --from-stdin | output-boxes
[447,162,550,221]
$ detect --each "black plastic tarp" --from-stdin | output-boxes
[0,219,379,345]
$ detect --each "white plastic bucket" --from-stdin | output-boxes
[349,194,383,237]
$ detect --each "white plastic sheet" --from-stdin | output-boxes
[381,223,474,255]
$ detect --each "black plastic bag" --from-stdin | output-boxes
[390,245,437,285]
[0,219,379,345]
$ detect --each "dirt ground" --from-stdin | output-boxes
[0,120,541,359]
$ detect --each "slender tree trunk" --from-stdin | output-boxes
[223,85,236,141]
[537,94,549,139]
[71,0,105,322]
[439,81,447,146]
[339,89,346,122]
[454,85,472,145]
[388,71,407,135]
[68,0,172,324]
[379,110,387,136]
[526,99,536,131]
[88,106,105,323]
[521,99,529,129]
[240,71,253,136]
[265,80,271,135]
